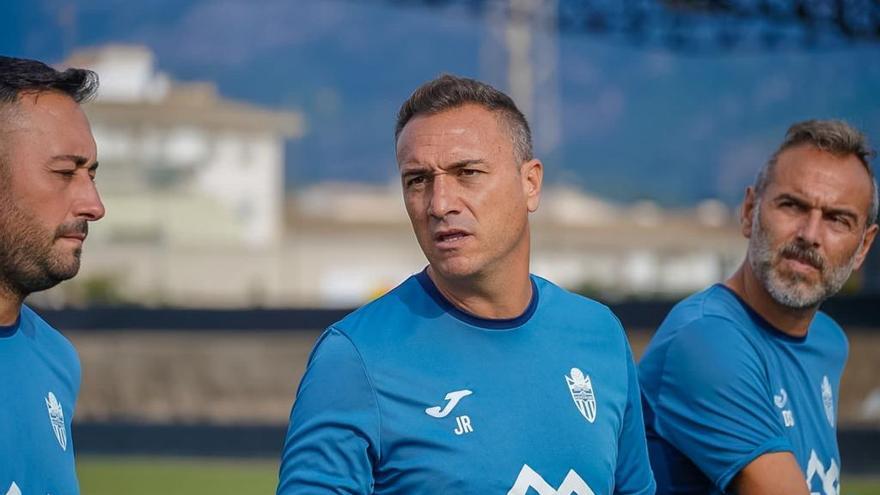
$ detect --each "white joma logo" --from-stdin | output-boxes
[508,464,595,495]
[5,482,21,495]
[425,389,472,418]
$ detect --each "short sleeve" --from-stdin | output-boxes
[277,327,380,494]
[615,341,657,495]
[652,317,791,491]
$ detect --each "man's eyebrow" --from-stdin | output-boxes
[774,192,809,205]
[400,164,430,176]
[775,193,860,221]
[400,159,486,176]
[444,159,485,170]
[49,154,92,167]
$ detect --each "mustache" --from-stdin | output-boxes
[54,220,88,239]
[779,241,824,271]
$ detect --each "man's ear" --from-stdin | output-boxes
[741,186,757,239]
[521,159,543,213]
[852,223,878,271]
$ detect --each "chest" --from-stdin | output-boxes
[764,349,842,493]
[0,344,78,494]
[365,329,629,494]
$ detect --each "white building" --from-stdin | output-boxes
[34,45,744,308]
[66,45,303,248]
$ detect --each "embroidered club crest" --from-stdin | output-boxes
[566,368,596,423]
[821,376,834,427]
[45,391,67,451]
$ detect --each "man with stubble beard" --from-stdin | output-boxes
[277,74,654,494]
[0,56,105,494]
[639,120,878,495]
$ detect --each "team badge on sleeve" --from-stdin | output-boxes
[45,391,67,451]
[565,368,597,423]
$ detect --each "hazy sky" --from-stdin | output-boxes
[3,0,879,206]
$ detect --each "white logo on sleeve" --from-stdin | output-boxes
[425,389,472,418]
[821,376,835,428]
[774,388,795,427]
[773,388,788,408]
[5,482,21,495]
[45,391,67,451]
[566,368,596,423]
[508,464,595,495]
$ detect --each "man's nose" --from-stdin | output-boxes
[428,174,460,219]
[797,209,822,247]
[73,178,105,221]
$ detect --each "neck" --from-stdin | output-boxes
[0,284,24,326]
[427,262,532,320]
[724,263,817,338]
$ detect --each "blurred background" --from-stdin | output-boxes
[2,0,880,492]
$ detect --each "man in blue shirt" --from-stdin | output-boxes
[277,75,655,494]
[0,57,105,494]
[639,120,878,495]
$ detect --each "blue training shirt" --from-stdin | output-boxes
[278,270,655,494]
[1,305,81,495]
[639,284,845,495]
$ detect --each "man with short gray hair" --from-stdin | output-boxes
[639,119,878,495]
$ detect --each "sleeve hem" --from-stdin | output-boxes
[715,437,792,491]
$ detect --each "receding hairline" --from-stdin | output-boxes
[394,102,528,161]
[760,142,878,223]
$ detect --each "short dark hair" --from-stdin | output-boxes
[755,119,878,225]
[395,74,533,164]
[0,56,98,105]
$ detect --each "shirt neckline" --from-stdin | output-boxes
[415,268,539,330]
[713,283,809,344]
[0,313,21,339]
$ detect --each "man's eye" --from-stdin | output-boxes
[406,176,426,187]
[779,200,804,211]
[829,215,851,228]
[459,169,480,177]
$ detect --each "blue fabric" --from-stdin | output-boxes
[0,305,81,495]
[278,271,655,494]
[639,284,846,495]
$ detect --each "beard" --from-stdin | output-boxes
[0,197,86,298]
[748,203,859,309]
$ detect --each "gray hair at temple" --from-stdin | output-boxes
[395,74,533,165]
[754,119,879,226]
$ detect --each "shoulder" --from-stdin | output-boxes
[21,305,80,366]
[651,285,758,348]
[533,275,622,324]
[641,287,765,391]
[20,305,81,392]
[812,310,848,348]
[532,276,632,355]
[329,274,425,343]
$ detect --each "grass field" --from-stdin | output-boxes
[78,457,279,495]
[78,456,880,495]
